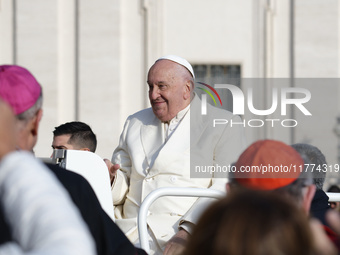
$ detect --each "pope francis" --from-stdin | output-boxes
[107,55,246,255]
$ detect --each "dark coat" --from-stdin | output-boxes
[311,189,330,227]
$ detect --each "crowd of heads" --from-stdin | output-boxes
[186,139,339,255]
[185,190,316,255]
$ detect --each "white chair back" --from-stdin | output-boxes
[53,149,114,221]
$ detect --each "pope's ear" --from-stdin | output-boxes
[183,80,192,100]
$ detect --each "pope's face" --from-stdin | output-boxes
[147,60,191,122]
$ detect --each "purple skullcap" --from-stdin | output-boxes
[0,65,41,115]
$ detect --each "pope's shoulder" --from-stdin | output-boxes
[124,107,156,126]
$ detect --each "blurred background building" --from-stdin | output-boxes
[0,0,339,186]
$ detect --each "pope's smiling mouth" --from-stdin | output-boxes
[152,101,166,106]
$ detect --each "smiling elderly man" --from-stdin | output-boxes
[106,55,246,255]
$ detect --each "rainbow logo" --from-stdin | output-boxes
[197,82,223,106]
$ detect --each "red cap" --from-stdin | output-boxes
[0,65,41,115]
[234,140,304,190]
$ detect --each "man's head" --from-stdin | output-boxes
[147,55,194,122]
[291,143,327,190]
[0,65,43,152]
[52,121,97,152]
[228,139,316,214]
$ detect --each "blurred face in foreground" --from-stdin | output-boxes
[0,99,16,159]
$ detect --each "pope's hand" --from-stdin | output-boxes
[104,159,120,185]
[163,229,189,255]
